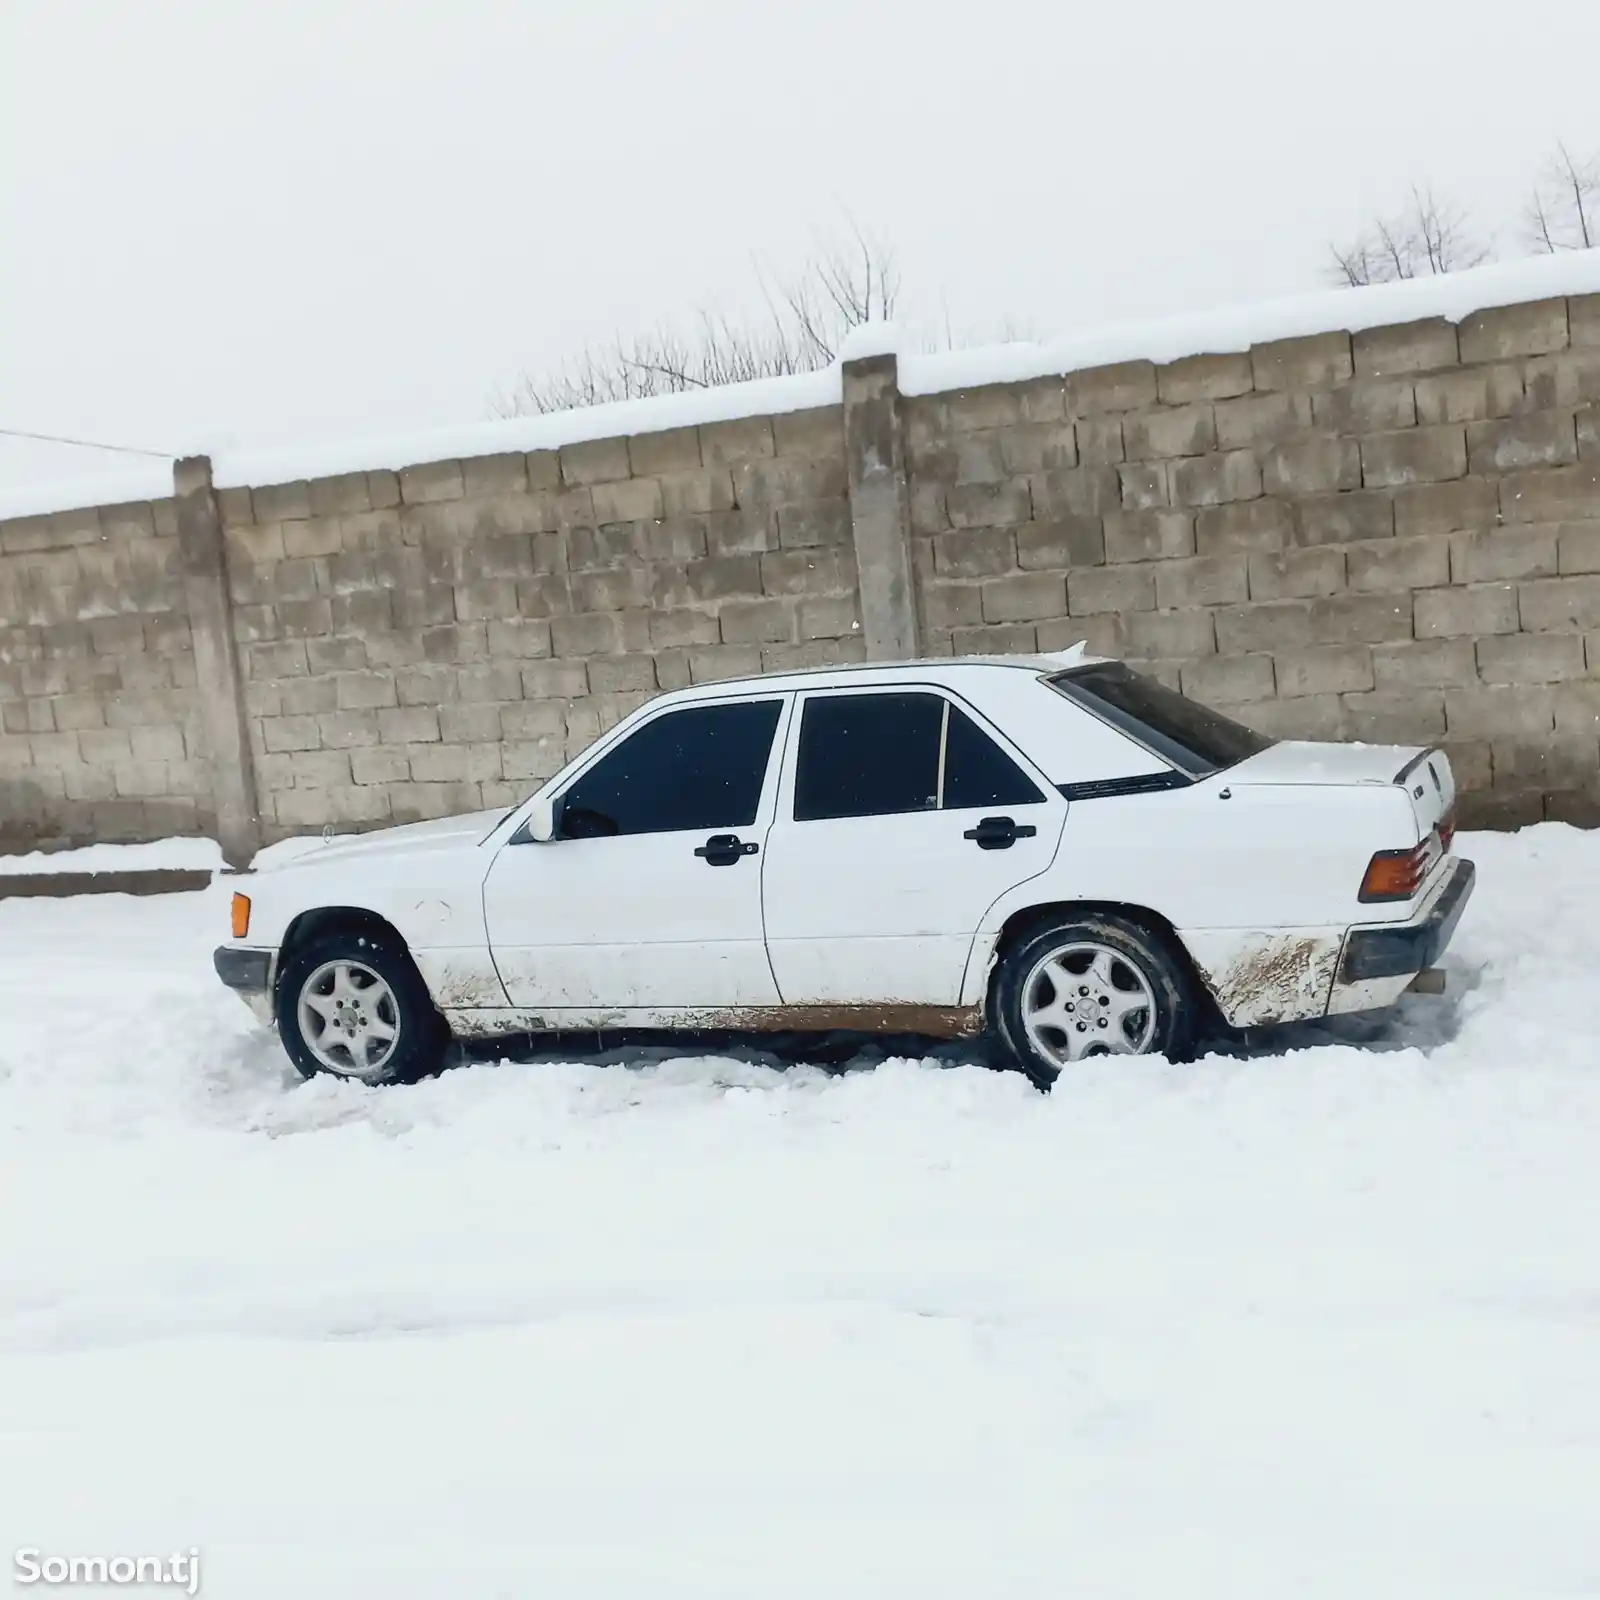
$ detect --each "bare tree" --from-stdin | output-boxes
[1525,142,1599,253]
[1330,186,1489,287]
[495,223,901,418]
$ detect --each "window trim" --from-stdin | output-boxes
[779,682,1059,825]
[510,690,794,844]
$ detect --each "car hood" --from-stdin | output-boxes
[1224,741,1426,787]
[257,809,508,873]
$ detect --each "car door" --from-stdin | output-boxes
[483,693,790,1013]
[760,687,1068,1006]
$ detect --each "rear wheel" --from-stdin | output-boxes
[993,914,1195,1085]
[275,929,447,1085]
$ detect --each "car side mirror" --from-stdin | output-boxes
[526,792,560,843]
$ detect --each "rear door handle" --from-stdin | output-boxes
[962,815,1037,851]
[694,833,759,867]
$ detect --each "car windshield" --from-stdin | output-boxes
[1047,662,1274,779]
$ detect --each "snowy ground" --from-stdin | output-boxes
[1,828,1597,1598]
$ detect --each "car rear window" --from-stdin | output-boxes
[1047,662,1273,779]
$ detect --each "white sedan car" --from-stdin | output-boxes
[215,653,1474,1085]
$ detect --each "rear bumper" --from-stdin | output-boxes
[213,945,276,1025]
[1338,857,1476,983]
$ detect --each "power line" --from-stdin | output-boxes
[0,426,173,460]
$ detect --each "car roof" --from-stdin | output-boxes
[656,652,1108,705]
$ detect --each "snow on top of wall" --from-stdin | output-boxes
[4,249,1597,525]
[899,249,1600,396]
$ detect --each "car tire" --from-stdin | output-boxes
[275,927,448,1086]
[992,913,1196,1086]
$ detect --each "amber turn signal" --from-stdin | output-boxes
[1358,845,1425,904]
[231,892,252,939]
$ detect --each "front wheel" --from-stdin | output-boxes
[275,929,447,1085]
[992,914,1196,1085]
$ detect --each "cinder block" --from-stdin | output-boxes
[1490,736,1600,790]
[1342,689,1445,741]
[316,710,381,749]
[1452,529,1558,583]
[760,548,856,597]
[951,623,1039,657]
[1075,416,1125,465]
[1572,295,1600,349]
[1445,685,1555,737]
[1037,613,1125,657]
[799,596,860,640]
[1499,463,1600,524]
[1241,695,1346,740]
[514,575,574,620]
[700,417,776,466]
[1476,632,1585,684]
[1559,522,1600,574]
[1414,583,1519,638]
[1518,574,1600,632]
[776,503,849,550]
[718,599,796,645]
[1105,511,1194,563]
[981,573,1067,623]
[1016,518,1105,570]
[1468,412,1579,474]
[933,528,1016,578]
[1117,463,1170,511]
[1181,654,1275,704]
[521,660,588,700]
[1153,554,1248,609]
[1393,478,1498,538]
[453,581,520,622]
[1171,451,1261,507]
[1308,592,1413,644]
[1251,331,1353,391]
[1580,407,1599,462]
[659,468,736,517]
[587,655,659,695]
[1555,679,1600,732]
[1196,499,1292,555]
[921,582,984,629]
[1261,436,1361,496]
[1249,547,1346,600]
[1068,565,1154,615]
[1415,364,1523,423]
[1312,379,1417,435]
[1274,646,1374,697]
[687,645,765,683]
[307,472,372,518]
[648,609,721,650]
[1123,404,1216,461]
[550,613,619,657]
[1361,426,1467,487]
[1064,361,1158,414]
[334,671,400,711]
[1458,298,1569,363]
[375,706,439,745]
[460,454,528,498]
[943,386,1025,432]
[772,406,844,459]
[399,461,465,505]
[1352,318,1459,377]
[278,677,341,716]
[591,477,664,524]
[253,481,312,523]
[559,436,631,485]
[1215,392,1313,450]
[1215,600,1314,654]
[947,481,1032,528]
[1123,609,1216,659]
[1347,536,1451,593]
[1156,352,1253,405]
[663,556,765,607]
[997,424,1078,477]
[244,640,309,680]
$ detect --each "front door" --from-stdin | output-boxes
[483,694,790,1014]
[760,688,1067,1006]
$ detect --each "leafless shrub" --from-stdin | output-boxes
[1525,142,1599,253]
[1330,186,1489,287]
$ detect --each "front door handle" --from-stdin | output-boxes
[962,815,1037,851]
[694,833,759,867]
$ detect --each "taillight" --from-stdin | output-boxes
[1438,809,1456,852]
[231,892,252,938]
[1359,844,1427,903]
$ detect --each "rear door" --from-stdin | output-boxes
[760,687,1067,1005]
[484,694,790,1012]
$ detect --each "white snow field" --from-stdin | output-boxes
[2,827,1598,1598]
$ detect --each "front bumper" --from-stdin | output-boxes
[1339,856,1476,983]
[214,946,277,1025]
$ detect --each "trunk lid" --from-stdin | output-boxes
[1226,740,1456,838]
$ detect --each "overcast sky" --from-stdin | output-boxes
[2,0,1596,497]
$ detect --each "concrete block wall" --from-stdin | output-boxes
[906,294,1600,829]
[0,498,213,846]
[220,410,860,837]
[1,282,1597,852]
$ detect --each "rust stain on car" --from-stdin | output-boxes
[1201,935,1342,1028]
[676,1003,984,1039]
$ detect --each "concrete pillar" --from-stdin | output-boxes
[842,353,920,660]
[174,456,260,868]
